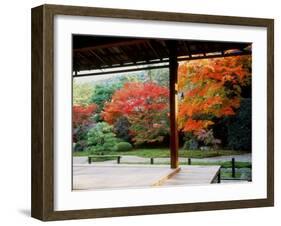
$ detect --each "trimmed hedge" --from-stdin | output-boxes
[116,142,133,152]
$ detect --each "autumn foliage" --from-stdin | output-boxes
[178,55,251,133]
[73,104,97,128]
[102,82,169,144]
[73,55,251,149]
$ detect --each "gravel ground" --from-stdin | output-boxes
[73,153,252,165]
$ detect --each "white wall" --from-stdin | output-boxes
[0,0,279,225]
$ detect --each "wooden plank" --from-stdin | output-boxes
[152,167,181,186]
[88,155,121,164]
[73,165,176,190]
[267,19,274,205]
[32,5,55,221]
[31,5,44,220]
[163,165,221,186]
[74,39,147,52]
[147,41,162,60]
[74,65,168,77]
[88,155,121,157]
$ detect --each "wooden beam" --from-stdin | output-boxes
[73,39,148,52]
[183,41,192,58]
[89,50,108,65]
[147,41,162,60]
[74,51,251,73]
[167,41,179,169]
[177,50,251,61]
[73,64,168,77]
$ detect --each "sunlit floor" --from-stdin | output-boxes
[72,164,221,191]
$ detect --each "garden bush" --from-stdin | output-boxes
[87,122,120,154]
[73,125,93,151]
[74,140,88,152]
[115,142,133,152]
[114,117,132,142]
[196,129,221,149]
[183,139,198,150]
[182,132,199,150]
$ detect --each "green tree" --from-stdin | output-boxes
[90,83,122,112]
[146,68,169,87]
[87,122,120,153]
[73,80,93,105]
[226,98,252,150]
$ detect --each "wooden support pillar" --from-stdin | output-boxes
[168,41,179,169]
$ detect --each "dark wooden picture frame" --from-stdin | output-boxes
[31,4,274,221]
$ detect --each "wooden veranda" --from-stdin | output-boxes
[72,35,251,169]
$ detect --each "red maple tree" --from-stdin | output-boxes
[102,82,170,144]
[73,103,97,128]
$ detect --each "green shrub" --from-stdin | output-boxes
[74,140,88,152]
[115,142,133,152]
[183,139,198,150]
[114,117,132,142]
[87,122,120,154]
[183,132,199,150]
[73,125,91,151]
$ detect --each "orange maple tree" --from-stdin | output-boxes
[102,82,170,144]
[178,55,251,133]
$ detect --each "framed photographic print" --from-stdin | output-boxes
[31,4,274,221]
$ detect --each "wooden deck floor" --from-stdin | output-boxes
[73,164,220,190]
[161,165,220,186]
